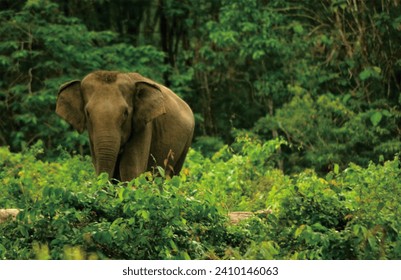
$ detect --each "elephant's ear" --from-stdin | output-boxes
[56,80,85,133]
[128,73,166,129]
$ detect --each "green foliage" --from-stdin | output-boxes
[2,0,401,172]
[1,138,401,260]
[0,1,165,155]
[1,0,401,261]
[0,141,94,208]
[0,142,229,260]
[185,135,286,212]
[264,156,401,260]
[192,136,225,158]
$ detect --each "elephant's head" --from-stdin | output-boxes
[56,71,166,178]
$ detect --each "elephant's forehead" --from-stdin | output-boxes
[81,82,118,98]
[82,71,131,84]
[81,78,130,98]
[84,70,119,83]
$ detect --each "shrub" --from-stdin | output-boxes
[0,142,235,259]
[1,138,401,260]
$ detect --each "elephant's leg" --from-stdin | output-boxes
[170,136,193,176]
[119,123,153,181]
[170,149,188,176]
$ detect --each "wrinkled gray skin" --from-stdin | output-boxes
[56,71,194,181]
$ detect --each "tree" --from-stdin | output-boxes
[1,0,400,172]
[0,0,165,155]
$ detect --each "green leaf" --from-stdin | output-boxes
[382,109,392,117]
[333,163,340,175]
[359,67,382,81]
[368,236,377,249]
[342,93,352,104]
[293,23,304,34]
[181,252,191,260]
[156,166,165,178]
[136,210,150,222]
[370,111,382,126]
[294,224,306,238]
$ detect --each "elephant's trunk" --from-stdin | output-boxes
[94,135,120,178]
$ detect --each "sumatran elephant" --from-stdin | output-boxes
[56,71,194,181]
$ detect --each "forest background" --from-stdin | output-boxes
[1,0,401,260]
[1,0,401,172]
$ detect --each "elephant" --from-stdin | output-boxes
[56,70,195,181]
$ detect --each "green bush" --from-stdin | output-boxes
[0,142,230,260]
[1,138,401,260]
[250,156,401,260]
[185,135,287,212]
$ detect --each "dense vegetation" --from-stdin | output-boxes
[1,139,401,259]
[1,0,401,259]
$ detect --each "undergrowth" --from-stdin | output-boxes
[1,137,401,259]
